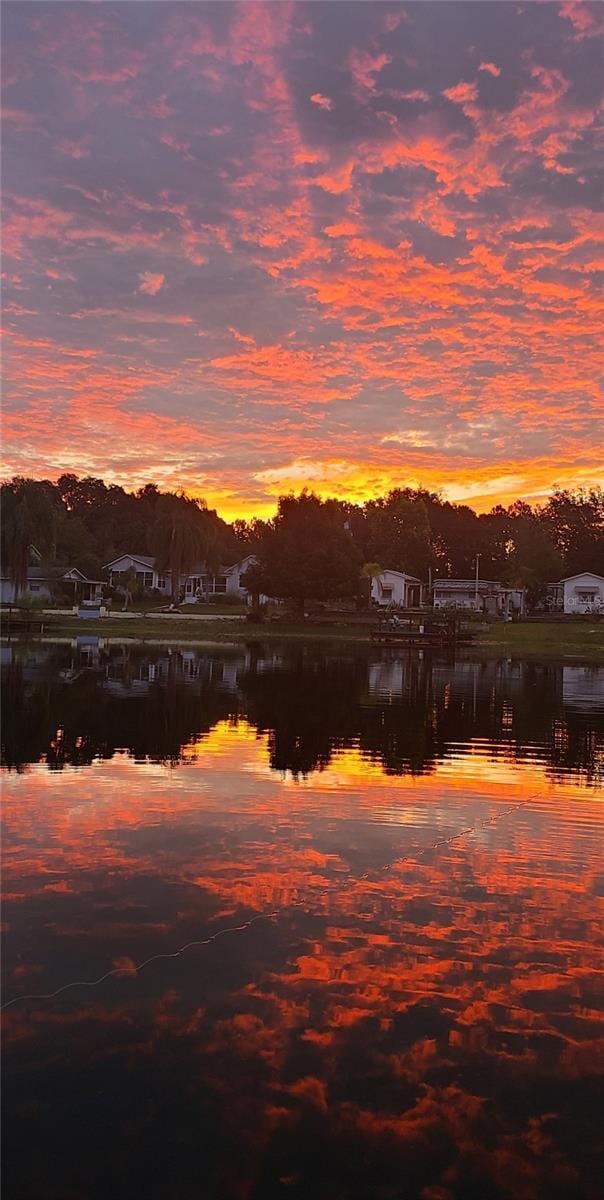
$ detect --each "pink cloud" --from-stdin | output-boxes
[559,1,601,39]
[479,62,501,77]
[310,93,333,111]
[443,80,479,105]
[348,49,391,96]
[57,137,92,159]
[1,108,39,130]
[138,272,166,296]
[389,89,431,103]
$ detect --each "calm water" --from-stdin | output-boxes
[2,641,603,1200]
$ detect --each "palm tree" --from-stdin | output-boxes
[203,526,224,603]
[151,495,208,603]
[361,561,382,608]
[1,479,57,597]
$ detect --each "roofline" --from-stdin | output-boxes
[432,579,505,587]
[103,554,155,569]
[373,570,421,582]
[558,572,604,583]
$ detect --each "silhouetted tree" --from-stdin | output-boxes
[538,488,604,575]
[151,494,210,601]
[355,490,435,579]
[0,478,58,594]
[242,492,362,614]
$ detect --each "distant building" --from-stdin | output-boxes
[104,553,224,600]
[104,553,263,603]
[105,554,161,591]
[547,572,604,615]
[0,566,103,606]
[371,570,423,608]
[432,579,524,616]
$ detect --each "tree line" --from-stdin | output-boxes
[1,474,603,608]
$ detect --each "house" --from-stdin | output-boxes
[548,572,604,615]
[104,553,206,600]
[223,555,272,604]
[371,570,423,608]
[104,553,262,604]
[0,566,104,606]
[432,579,525,616]
[223,554,257,597]
[105,554,165,592]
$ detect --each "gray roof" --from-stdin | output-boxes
[375,569,421,583]
[558,572,604,583]
[1,566,101,583]
[433,578,502,587]
[224,554,258,573]
[104,554,155,569]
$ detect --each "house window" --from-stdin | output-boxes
[381,586,393,599]
[157,577,166,590]
[30,583,41,592]
[577,592,596,603]
[213,575,227,593]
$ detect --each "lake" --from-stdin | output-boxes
[2,641,603,1200]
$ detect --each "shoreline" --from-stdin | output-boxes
[2,615,603,662]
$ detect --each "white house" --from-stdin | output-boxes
[0,566,103,606]
[548,572,604,615]
[432,579,525,616]
[223,555,272,604]
[104,553,212,601]
[371,570,423,608]
[223,554,256,599]
[105,554,166,592]
[105,553,262,604]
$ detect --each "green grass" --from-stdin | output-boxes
[473,620,604,660]
[3,612,603,659]
[12,613,367,644]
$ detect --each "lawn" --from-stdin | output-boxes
[474,619,604,660]
[3,612,603,660]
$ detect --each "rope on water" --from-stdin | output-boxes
[1,796,534,1012]
[1,911,278,1011]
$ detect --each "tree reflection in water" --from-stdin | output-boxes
[1,641,602,784]
[2,642,603,1200]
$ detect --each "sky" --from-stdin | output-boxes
[2,1,602,520]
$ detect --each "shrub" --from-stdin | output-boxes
[246,603,267,623]
[208,592,244,606]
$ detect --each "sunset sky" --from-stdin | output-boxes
[2,1,602,519]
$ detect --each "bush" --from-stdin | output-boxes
[246,603,267,624]
[208,592,244,606]
[12,594,46,611]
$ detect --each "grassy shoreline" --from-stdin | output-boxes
[2,613,603,660]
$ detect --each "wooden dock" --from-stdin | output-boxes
[370,614,478,648]
[1,612,45,639]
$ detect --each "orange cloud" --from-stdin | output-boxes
[310,92,333,111]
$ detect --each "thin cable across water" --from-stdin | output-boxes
[1,797,533,1012]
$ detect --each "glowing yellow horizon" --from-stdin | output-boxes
[183,457,603,522]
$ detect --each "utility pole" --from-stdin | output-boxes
[474,553,481,606]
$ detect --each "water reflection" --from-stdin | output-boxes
[2,643,603,1200]
[2,641,602,784]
